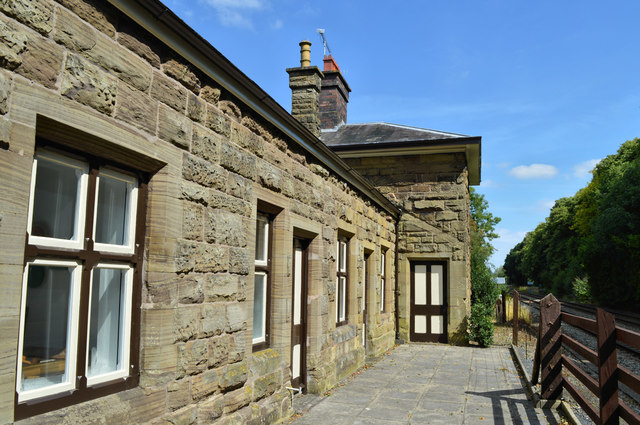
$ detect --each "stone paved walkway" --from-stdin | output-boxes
[289,344,560,425]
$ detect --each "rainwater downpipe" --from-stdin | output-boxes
[394,213,402,343]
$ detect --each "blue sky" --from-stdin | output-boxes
[164,0,640,267]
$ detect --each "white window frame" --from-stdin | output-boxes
[380,250,386,312]
[92,169,138,255]
[252,214,270,346]
[85,263,134,386]
[336,238,348,324]
[26,151,88,251]
[16,258,82,403]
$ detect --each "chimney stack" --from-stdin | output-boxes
[286,41,323,137]
[319,55,351,130]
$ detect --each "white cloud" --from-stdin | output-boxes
[573,159,600,179]
[201,0,265,28]
[536,199,555,211]
[496,228,528,245]
[508,163,558,179]
[270,19,283,30]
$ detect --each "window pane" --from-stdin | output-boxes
[32,155,84,240]
[95,173,133,246]
[21,265,74,392]
[339,276,346,321]
[339,241,346,272]
[252,273,266,342]
[88,268,127,378]
[255,216,268,263]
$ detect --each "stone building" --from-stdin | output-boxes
[0,1,479,424]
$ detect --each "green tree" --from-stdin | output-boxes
[468,188,501,346]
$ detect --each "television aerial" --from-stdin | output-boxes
[316,28,332,56]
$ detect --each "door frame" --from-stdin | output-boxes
[409,260,448,343]
[291,238,309,390]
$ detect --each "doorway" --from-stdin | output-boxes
[410,261,447,343]
[291,238,309,390]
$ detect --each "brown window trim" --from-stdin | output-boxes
[336,236,349,327]
[252,211,273,353]
[15,142,148,420]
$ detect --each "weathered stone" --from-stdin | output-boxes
[175,240,196,273]
[205,210,246,248]
[187,92,206,123]
[13,25,64,89]
[62,54,117,114]
[227,332,245,363]
[220,141,256,180]
[228,247,250,275]
[191,368,220,401]
[209,192,250,216]
[435,211,458,221]
[53,6,97,51]
[252,372,279,401]
[223,386,251,414]
[167,379,191,411]
[182,201,203,241]
[0,70,10,114]
[249,349,280,377]
[117,27,161,68]
[159,105,192,150]
[208,334,230,368]
[115,81,157,134]
[0,0,54,35]
[160,405,197,425]
[182,154,227,190]
[152,71,187,112]
[180,181,209,206]
[256,159,282,192]
[226,173,252,200]
[175,305,200,342]
[198,394,224,422]
[200,303,225,337]
[225,302,248,333]
[219,100,241,121]
[220,361,247,391]
[56,0,118,37]
[0,18,27,70]
[177,274,203,304]
[163,59,200,93]
[83,33,151,91]
[141,307,176,347]
[140,344,178,384]
[206,107,231,138]
[177,339,208,375]
[200,84,220,104]
[191,125,219,162]
[194,243,228,273]
[125,387,167,424]
[205,273,245,302]
[414,200,445,210]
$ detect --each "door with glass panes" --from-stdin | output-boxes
[291,238,308,390]
[410,261,447,343]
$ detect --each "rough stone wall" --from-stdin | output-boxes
[343,153,471,342]
[0,1,396,424]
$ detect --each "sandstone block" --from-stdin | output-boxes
[182,201,203,241]
[159,105,192,150]
[191,368,220,401]
[252,372,279,401]
[160,405,197,425]
[209,191,250,216]
[194,243,228,273]
[187,92,206,123]
[62,54,117,114]
[225,302,248,333]
[1,0,54,35]
[249,349,280,378]
[228,332,245,364]
[53,6,97,51]
[140,344,178,377]
[413,200,445,211]
[180,181,209,206]
[205,273,245,302]
[167,379,191,411]
[0,18,28,70]
[182,154,227,190]
[228,247,250,275]
[436,211,458,221]
[226,172,252,200]
[175,304,200,342]
[83,33,151,91]
[205,210,247,247]
[124,387,167,424]
[175,240,196,273]
[200,84,220,105]
[200,303,226,337]
[163,59,200,93]
[256,159,282,192]
[230,124,261,157]
[219,100,241,121]
[198,394,224,422]
[223,387,251,414]
[206,107,231,138]
[191,124,219,162]
[220,141,256,180]
[177,339,208,376]
[116,81,157,134]
[56,0,118,37]
[14,27,64,89]
[141,307,176,347]
[0,70,10,114]
[208,334,230,368]
[152,71,187,112]
[220,361,248,392]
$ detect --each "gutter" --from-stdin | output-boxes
[108,0,400,218]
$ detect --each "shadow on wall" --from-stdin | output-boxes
[449,317,470,346]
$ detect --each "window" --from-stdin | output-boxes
[380,249,387,312]
[336,237,348,326]
[252,213,271,350]
[17,147,145,418]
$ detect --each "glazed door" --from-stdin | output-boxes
[410,261,447,343]
[291,239,308,390]
[362,253,370,349]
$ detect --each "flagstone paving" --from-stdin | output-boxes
[289,344,560,425]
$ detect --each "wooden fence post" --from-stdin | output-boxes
[540,294,562,400]
[512,290,519,346]
[501,290,507,324]
[597,308,619,425]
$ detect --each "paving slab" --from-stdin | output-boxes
[289,344,560,425]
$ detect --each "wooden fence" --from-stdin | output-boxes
[531,294,640,425]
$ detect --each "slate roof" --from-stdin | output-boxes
[320,122,475,148]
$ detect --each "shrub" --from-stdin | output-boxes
[572,276,592,303]
[469,304,494,347]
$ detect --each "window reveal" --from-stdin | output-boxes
[380,249,386,312]
[336,238,348,326]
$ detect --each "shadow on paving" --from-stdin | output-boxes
[288,344,560,425]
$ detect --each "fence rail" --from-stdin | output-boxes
[531,293,640,425]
